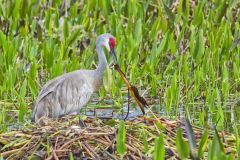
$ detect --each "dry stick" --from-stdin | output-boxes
[54,136,59,149]
[144,115,177,144]
[126,133,143,144]
[28,139,43,159]
[137,149,144,160]
[46,147,60,160]
[102,149,118,160]
[90,137,110,146]
[145,106,178,137]
[85,132,115,136]
[129,139,145,159]
[54,149,71,152]
[52,148,59,160]
[139,112,179,157]
[81,142,98,159]
[15,136,34,157]
[77,140,84,155]
[129,154,138,160]
[45,150,54,159]
[1,148,21,157]
[126,144,138,153]
[59,137,81,150]
[104,135,112,144]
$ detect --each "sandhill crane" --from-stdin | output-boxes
[32,33,118,122]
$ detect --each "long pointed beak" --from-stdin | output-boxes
[110,48,119,65]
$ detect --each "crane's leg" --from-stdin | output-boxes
[32,99,51,123]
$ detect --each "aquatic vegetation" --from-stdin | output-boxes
[0,0,239,158]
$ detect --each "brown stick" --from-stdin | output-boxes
[113,64,147,115]
[82,142,99,159]
[1,148,21,157]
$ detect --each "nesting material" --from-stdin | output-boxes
[0,114,237,159]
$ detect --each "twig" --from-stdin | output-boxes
[59,137,80,150]
[82,142,98,159]
[1,148,21,157]
[84,132,115,136]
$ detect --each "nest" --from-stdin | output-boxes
[0,113,237,159]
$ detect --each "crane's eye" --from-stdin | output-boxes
[109,37,116,49]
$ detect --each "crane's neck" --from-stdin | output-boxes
[90,46,107,91]
[96,46,108,76]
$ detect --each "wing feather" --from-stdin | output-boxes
[36,71,79,105]
[33,70,95,121]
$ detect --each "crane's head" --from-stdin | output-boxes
[96,33,118,65]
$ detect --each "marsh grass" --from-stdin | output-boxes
[0,0,240,158]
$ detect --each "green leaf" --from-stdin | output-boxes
[182,0,190,15]
[166,87,172,114]
[162,31,170,54]
[198,130,208,158]
[233,124,240,158]
[36,22,43,41]
[233,62,239,82]
[142,129,149,154]
[214,127,225,153]
[134,19,142,45]
[54,9,59,28]
[69,152,74,160]
[176,128,189,159]
[130,63,137,83]
[192,0,205,26]
[30,58,37,81]
[63,18,69,41]
[13,0,21,19]
[193,29,204,63]
[20,0,28,19]
[19,100,27,122]
[154,133,165,160]
[45,39,54,69]
[149,18,160,41]
[216,1,228,23]
[221,64,229,100]
[70,2,78,19]
[28,77,37,97]
[45,9,51,30]
[163,3,175,24]
[104,119,117,127]
[66,28,81,48]
[208,127,226,159]
[117,120,126,156]
[169,33,176,54]
[20,79,27,98]
[0,30,6,47]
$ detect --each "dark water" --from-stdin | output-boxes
[84,100,240,133]
[1,97,239,133]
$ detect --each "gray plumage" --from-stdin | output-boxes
[32,33,115,122]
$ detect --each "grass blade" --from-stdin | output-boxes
[176,128,189,159]
[154,133,165,160]
[117,120,126,157]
